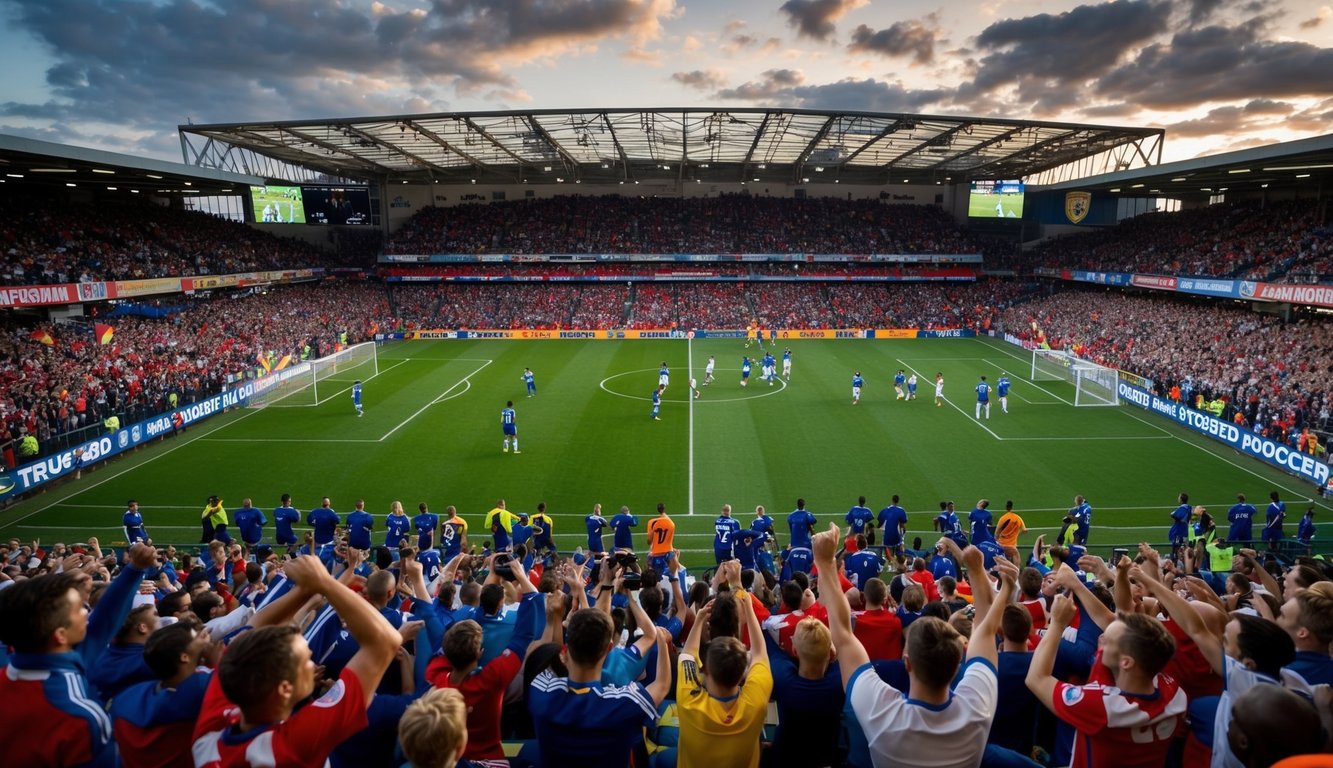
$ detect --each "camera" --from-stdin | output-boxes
[622,571,642,591]
[492,552,516,581]
[613,551,639,569]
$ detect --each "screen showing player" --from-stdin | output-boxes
[250,185,306,224]
[968,179,1025,218]
[301,186,372,225]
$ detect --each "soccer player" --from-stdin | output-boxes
[844,537,885,589]
[704,355,716,386]
[1168,492,1191,555]
[234,498,267,547]
[763,351,777,385]
[501,401,520,453]
[1297,506,1316,545]
[585,503,609,554]
[610,505,639,553]
[787,498,818,575]
[906,373,918,400]
[782,348,792,379]
[713,504,742,564]
[741,356,752,386]
[968,498,993,544]
[651,385,663,421]
[308,497,340,547]
[273,493,299,549]
[997,373,1011,413]
[935,372,945,407]
[511,513,532,552]
[659,361,670,391]
[877,495,908,557]
[384,500,411,549]
[414,502,440,551]
[530,502,556,557]
[751,504,775,547]
[934,500,967,548]
[852,371,864,405]
[485,500,519,552]
[123,499,148,544]
[689,376,701,399]
[352,379,363,417]
[994,500,1026,558]
[975,375,991,419]
[1263,490,1286,549]
[346,499,374,551]
[647,503,675,573]
[1227,493,1256,546]
[894,369,906,400]
[745,321,758,348]
[846,496,874,541]
[1068,494,1092,546]
[522,367,536,397]
[442,505,468,560]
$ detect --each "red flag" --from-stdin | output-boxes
[94,323,114,345]
[30,329,55,347]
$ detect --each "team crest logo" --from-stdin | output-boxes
[117,431,129,448]
[0,473,14,495]
[1062,686,1085,705]
[1239,281,1257,298]
[1064,191,1092,224]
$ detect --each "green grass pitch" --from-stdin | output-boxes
[968,191,1024,218]
[3,337,1328,564]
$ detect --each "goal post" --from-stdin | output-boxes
[1030,348,1119,407]
[248,342,379,408]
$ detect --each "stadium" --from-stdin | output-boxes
[1,11,1333,768]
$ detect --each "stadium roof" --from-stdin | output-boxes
[0,133,262,196]
[179,108,1163,187]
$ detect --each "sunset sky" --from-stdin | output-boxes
[0,0,1330,165]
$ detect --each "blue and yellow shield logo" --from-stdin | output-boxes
[1065,191,1092,224]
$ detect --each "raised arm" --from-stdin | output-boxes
[1133,564,1224,675]
[1026,593,1077,709]
[1055,564,1116,631]
[645,627,674,705]
[814,523,869,689]
[969,555,1017,665]
[740,586,767,666]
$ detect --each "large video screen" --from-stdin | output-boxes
[302,185,371,225]
[968,179,1025,218]
[250,185,306,224]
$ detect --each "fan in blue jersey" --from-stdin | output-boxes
[782,348,792,378]
[272,493,299,548]
[997,374,1012,414]
[122,499,148,544]
[1067,495,1092,545]
[658,361,670,390]
[852,371,864,405]
[894,370,906,400]
[501,401,520,453]
[1263,490,1286,549]
[1168,492,1192,553]
[968,499,993,544]
[522,367,537,397]
[352,380,363,416]
[307,497,340,546]
[585,503,610,553]
[1226,493,1256,545]
[384,501,411,549]
[713,504,742,564]
[610,505,638,551]
[846,496,874,539]
[413,502,440,551]
[741,356,752,386]
[651,385,663,420]
[975,375,991,420]
[345,499,374,550]
[877,495,908,556]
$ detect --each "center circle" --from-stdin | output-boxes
[599,368,788,403]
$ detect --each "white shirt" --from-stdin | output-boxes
[1211,655,1311,768]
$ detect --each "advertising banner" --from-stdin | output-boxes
[0,283,81,308]
[1176,277,1241,299]
[1240,281,1333,308]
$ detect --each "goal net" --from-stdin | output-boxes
[1030,348,1119,407]
[248,342,379,408]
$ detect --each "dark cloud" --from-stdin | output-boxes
[778,0,866,42]
[713,72,950,113]
[1185,0,1226,25]
[715,69,806,100]
[671,69,727,90]
[1299,14,1325,30]
[848,18,938,64]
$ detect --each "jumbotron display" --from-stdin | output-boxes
[968,179,1025,218]
[248,184,370,225]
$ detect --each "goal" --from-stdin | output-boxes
[249,342,379,408]
[1030,348,1119,407]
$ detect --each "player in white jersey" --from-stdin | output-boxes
[906,373,918,400]
[703,356,715,386]
[782,348,792,379]
[690,377,701,399]
[935,372,945,407]
[658,362,670,390]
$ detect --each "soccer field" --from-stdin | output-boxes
[2,337,1328,563]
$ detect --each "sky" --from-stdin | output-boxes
[0,0,1330,165]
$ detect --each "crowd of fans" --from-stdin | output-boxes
[1,496,1330,768]
[385,196,983,256]
[377,263,980,279]
[1002,289,1333,439]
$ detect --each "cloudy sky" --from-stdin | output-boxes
[0,0,1330,164]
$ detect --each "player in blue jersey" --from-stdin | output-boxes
[878,495,908,556]
[741,356,752,386]
[934,500,967,547]
[346,498,374,550]
[844,537,885,589]
[413,502,440,551]
[997,374,1011,414]
[968,498,993,544]
[234,498,267,546]
[713,504,742,563]
[894,369,906,400]
[787,498,817,574]
[782,348,792,378]
[530,502,556,556]
[852,371,864,405]
[501,400,520,453]
[273,493,299,548]
[522,367,537,397]
[751,504,776,547]
[659,361,670,391]
[511,513,533,551]
[1067,495,1092,545]
[122,499,148,544]
[1168,492,1191,554]
[975,375,991,419]
[763,352,777,385]
[585,503,609,553]
[352,380,363,416]
[307,497,340,546]
[906,373,918,400]
[384,500,411,549]
[1297,507,1316,545]
[610,505,638,551]
[651,385,663,420]
[1226,493,1256,545]
[846,496,874,540]
[1263,490,1286,549]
